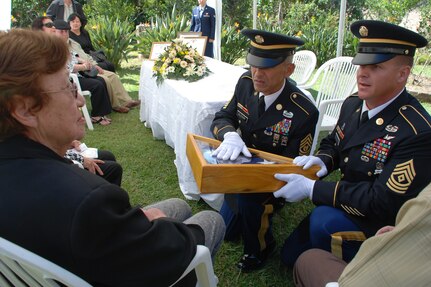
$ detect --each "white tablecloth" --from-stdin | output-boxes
[139,57,246,210]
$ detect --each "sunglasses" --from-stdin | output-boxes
[43,22,55,28]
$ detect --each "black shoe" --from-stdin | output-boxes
[271,197,286,212]
[237,241,276,272]
[237,254,264,272]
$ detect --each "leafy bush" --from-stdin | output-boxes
[298,15,358,66]
[83,0,137,23]
[255,8,358,66]
[86,16,135,71]
[221,23,249,64]
[11,0,51,28]
[135,6,190,58]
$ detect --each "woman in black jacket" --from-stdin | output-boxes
[68,13,116,72]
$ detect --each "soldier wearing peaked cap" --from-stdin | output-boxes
[273,20,431,268]
[210,29,318,272]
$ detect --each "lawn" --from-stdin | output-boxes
[81,55,430,286]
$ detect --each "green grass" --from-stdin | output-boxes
[81,55,429,286]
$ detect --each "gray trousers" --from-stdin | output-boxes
[144,198,225,259]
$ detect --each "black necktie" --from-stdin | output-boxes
[258,96,265,117]
[360,110,369,126]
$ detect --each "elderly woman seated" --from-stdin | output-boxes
[0,29,225,286]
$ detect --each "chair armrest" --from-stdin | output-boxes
[318,98,345,113]
[169,245,217,287]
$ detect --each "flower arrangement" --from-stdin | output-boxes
[152,39,211,85]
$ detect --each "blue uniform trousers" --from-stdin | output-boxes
[281,206,365,267]
[220,193,276,255]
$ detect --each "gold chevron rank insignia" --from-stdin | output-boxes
[386,159,416,194]
[299,134,313,156]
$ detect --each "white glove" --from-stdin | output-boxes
[212,132,252,160]
[273,174,315,202]
[293,155,328,177]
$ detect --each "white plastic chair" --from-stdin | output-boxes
[0,237,92,287]
[169,245,218,287]
[301,56,359,154]
[70,73,94,131]
[291,50,317,86]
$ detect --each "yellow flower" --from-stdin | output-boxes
[173,58,180,64]
[234,22,240,27]
[296,31,303,37]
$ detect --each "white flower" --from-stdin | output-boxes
[180,61,188,68]
[167,66,175,73]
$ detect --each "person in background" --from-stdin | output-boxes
[190,0,215,58]
[33,17,113,126]
[293,182,431,287]
[46,19,113,126]
[68,13,116,73]
[53,20,140,114]
[46,0,87,26]
[31,16,56,34]
[273,20,431,268]
[210,29,318,272]
[0,29,225,287]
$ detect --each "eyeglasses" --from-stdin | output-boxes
[41,82,78,99]
[43,22,55,28]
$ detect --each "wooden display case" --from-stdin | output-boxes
[186,133,319,194]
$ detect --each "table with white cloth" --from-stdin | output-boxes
[139,57,246,210]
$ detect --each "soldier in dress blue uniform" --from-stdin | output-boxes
[210,29,319,272]
[190,0,215,58]
[273,20,431,267]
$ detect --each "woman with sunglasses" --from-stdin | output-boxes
[31,16,56,34]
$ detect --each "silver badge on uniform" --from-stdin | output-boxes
[385,125,399,133]
[361,155,369,162]
[283,110,294,118]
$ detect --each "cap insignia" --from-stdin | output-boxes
[359,26,368,37]
[255,35,264,44]
[404,50,409,55]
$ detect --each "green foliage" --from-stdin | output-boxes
[418,2,431,41]
[223,0,252,28]
[86,16,135,70]
[83,0,136,22]
[135,6,190,58]
[363,0,422,23]
[11,0,51,28]
[137,0,196,24]
[255,5,359,66]
[298,15,358,65]
[221,23,249,64]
